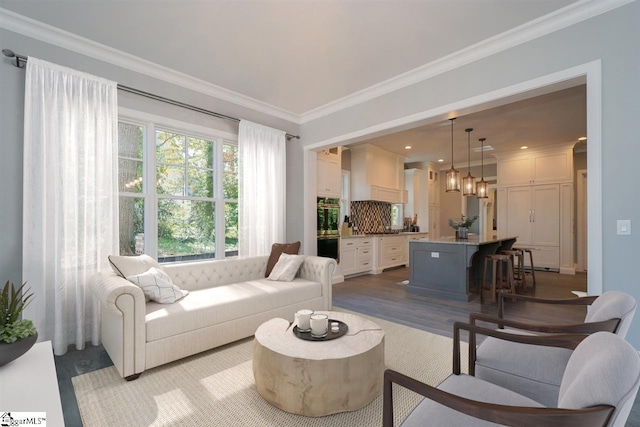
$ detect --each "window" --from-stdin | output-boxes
[117,112,238,262]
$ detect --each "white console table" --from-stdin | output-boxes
[0,341,65,426]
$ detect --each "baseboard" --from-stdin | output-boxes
[559,266,576,275]
[332,274,345,285]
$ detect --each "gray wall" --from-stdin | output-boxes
[300,2,640,348]
[0,28,301,288]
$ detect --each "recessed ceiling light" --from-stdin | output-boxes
[520,146,528,150]
[578,136,587,141]
[437,158,444,163]
[404,145,412,150]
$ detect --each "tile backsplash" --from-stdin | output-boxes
[350,201,392,234]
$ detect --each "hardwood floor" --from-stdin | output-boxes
[332,266,640,426]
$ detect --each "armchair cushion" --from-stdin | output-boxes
[584,291,637,338]
[475,337,572,406]
[402,374,543,427]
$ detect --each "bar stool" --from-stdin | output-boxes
[513,247,536,289]
[480,254,515,304]
[501,249,526,291]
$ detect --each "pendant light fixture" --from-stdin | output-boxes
[476,137,488,199]
[463,128,476,196]
[445,118,460,192]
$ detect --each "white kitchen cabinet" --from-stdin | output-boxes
[496,147,573,187]
[404,169,420,217]
[504,184,560,269]
[350,144,406,202]
[317,149,341,197]
[340,237,374,276]
[377,235,406,271]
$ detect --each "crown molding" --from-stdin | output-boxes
[0,7,300,124]
[1,0,631,126]
[299,0,634,123]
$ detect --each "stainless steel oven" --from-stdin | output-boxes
[317,197,340,260]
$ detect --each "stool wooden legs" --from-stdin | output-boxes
[481,255,515,304]
[514,247,537,289]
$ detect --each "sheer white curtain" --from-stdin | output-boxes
[238,120,286,256]
[22,58,118,355]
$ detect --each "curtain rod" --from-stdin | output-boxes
[2,48,300,140]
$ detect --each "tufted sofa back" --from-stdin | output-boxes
[163,256,269,291]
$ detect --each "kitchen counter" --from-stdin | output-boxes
[341,231,427,239]
[407,235,518,301]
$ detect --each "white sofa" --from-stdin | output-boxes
[91,255,336,379]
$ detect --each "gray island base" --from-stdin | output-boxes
[408,235,518,301]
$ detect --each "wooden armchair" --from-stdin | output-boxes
[384,331,640,427]
[465,291,637,406]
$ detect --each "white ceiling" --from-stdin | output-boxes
[2,0,588,159]
[0,0,577,115]
[361,84,586,165]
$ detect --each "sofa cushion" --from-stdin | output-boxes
[109,254,164,278]
[265,242,301,277]
[268,253,304,282]
[145,277,322,342]
[126,267,189,304]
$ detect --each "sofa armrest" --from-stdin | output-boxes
[298,256,337,310]
[90,271,147,379]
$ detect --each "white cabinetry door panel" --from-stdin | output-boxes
[499,156,533,187]
[317,155,341,197]
[340,247,357,276]
[533,151,573,184]
[532,184,560,246]
[506,186,534,243]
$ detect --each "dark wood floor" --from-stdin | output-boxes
[53,266,639,426]
[333,266,640,426]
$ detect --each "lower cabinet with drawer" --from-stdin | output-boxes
[376,235,407,272]
[340,237,374,276]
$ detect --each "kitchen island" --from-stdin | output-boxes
[408,235,517,302]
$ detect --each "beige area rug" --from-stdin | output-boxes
[73,310,468,426]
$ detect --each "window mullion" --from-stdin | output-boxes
[215,139,226,257]
[146,122,158,260]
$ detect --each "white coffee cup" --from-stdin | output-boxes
[295,309,314,332]
[310,313,329,337]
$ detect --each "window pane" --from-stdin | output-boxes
[187,137,214,169]
[156,131,185,165]
[188,168,213,198]
[225,202,238,256]
[157,165,185,196]
[118,159,143,193]
[118,123,143,159]
[223,144,238,199]
[157,199,215,261]
[223,144,238,173]
[223,172,238,199]
[119,196,144,256]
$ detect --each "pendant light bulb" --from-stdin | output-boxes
[477,137,488,199]
[463,128,476,196]
[445,118,460,192]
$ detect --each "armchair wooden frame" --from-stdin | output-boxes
[383,323,615,427]
[383,369,614,427]
[497,293,599,320]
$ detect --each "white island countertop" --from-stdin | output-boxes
[410,235,519,246]
[342,231,428,239]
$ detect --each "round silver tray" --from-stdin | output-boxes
[293,319,348,341]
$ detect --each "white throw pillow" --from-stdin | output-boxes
[268,253,305,282]
[126,267,189,304]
